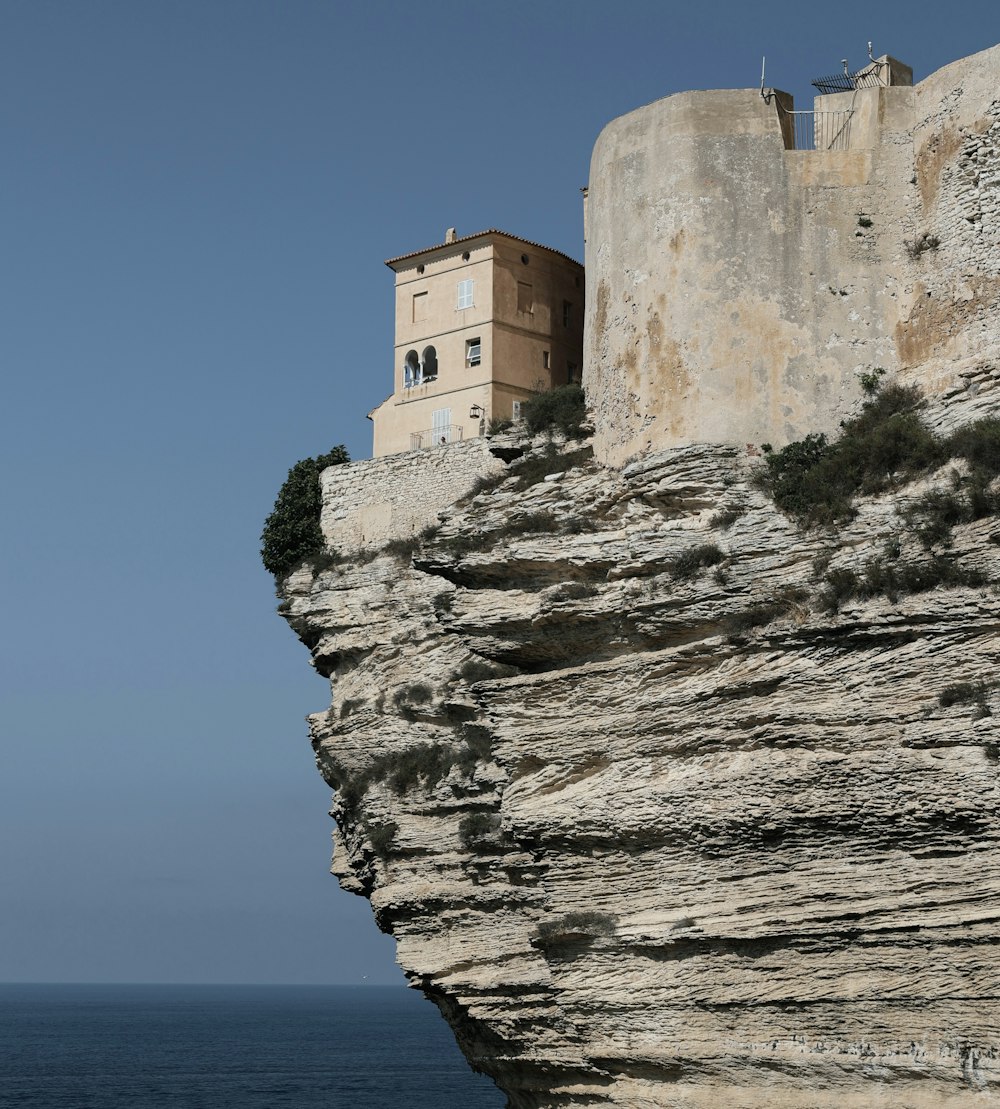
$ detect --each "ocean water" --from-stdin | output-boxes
[0,983,505,1108]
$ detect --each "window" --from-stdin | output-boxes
[567,362,580,384]
[412,292,427,323]
[466,338,481,367]
[563,300,572,328]
[517,281,533,314]
[432,408,451,445]
[457,279,474,309]
[512,401,523,421]
[422,345,438,381]
[542,351,550,370]
[403,349,420,388]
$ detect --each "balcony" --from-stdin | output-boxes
[410,425,464,451]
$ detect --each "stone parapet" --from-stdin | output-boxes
[320,437,504,552]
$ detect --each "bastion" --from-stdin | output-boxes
[585,44,1000,465]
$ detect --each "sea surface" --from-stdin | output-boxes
[0,983,505,1108]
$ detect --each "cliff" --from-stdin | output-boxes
[270,41,1000,1108]
[278,367,999,1106]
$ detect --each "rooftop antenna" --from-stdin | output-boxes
[759,56,770,102]
[868,41,875,64]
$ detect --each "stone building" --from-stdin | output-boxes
[369,229,584,457]
[585,45,1000,465]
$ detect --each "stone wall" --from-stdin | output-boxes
[584,44,1000,466]
[320,437,504,551]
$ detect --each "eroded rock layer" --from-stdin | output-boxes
[280,377,999,1107]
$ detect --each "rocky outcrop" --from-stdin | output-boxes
[279,370,1000,1107]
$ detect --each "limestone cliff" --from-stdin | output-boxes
[278,367,999,1106]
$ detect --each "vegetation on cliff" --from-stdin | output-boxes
[260,446,350,577]
[520,382,588,439]
[756,381,1000,532]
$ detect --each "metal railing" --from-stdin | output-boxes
[783,109,853,151]
[410,425,464,451]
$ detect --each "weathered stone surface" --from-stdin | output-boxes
[280,365,1000,1105]
[585,43,1000,466]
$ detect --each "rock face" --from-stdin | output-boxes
[279,368,1000,1106]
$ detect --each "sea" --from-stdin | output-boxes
[0,984,505,1108]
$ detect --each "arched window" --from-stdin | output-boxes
[404,349,419,388]
[421,345,438,382]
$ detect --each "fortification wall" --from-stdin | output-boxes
[320,438,503,551]
[585,44,1000,466]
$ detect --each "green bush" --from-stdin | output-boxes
[458,812,506,853]
[458,658,517,683]
[725,587,809,635]
[535,911,617,947]
[521,384,588,438]
[261,446,350,576]
[939,681,991,714]
[388,743,454,794]
[902,488,967,550]
[672,543,725,581]
[487,416,514,435]
[755,385,941,526]
[945,418,1000,476]
[710,503,746,529]
[367,821,398,860]
[511,443,593,491]
[820,555,988,610]
[392,682,434,720]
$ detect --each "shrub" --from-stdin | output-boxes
[821,555,988,609]
[260,446,350,576]
[434,509,563,559]
[939,681,991,713]
[392,682,434,720]
[339,697,365,720]
[905,232,940,257]
[902,488,966,549]
[388,743,454,794]
[510,443,593,491]
[382,535,421,561]
[521,383,588,438]
[710,503,746,529]
[535,911,617,946]
[487,416,514,435]
[458,658,517,683]
[672,543,725,581]
[945,418,1000,477]
[817,567,860,613]
[367,822,398,860]
[725,586,809,635]
[458,812,505,853]
[858,367,886,395]
[754,385,942,526]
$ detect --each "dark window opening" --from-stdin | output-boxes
[404,349,420,388]
[422,345,438,382]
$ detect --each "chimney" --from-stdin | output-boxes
[445,227,457,244]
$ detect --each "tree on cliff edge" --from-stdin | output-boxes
[260,446,350,577]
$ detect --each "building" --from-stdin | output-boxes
[369,229,584,458]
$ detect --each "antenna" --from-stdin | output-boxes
[759,56,769,101]
[868,41,875,63]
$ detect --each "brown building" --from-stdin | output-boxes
[369,229,584,457]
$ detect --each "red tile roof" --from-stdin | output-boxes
[385,229,582,269]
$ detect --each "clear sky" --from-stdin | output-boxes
[1,1,994,985]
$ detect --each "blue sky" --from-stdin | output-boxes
[1,1,994,985]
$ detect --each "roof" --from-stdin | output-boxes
[384,229,582,270]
